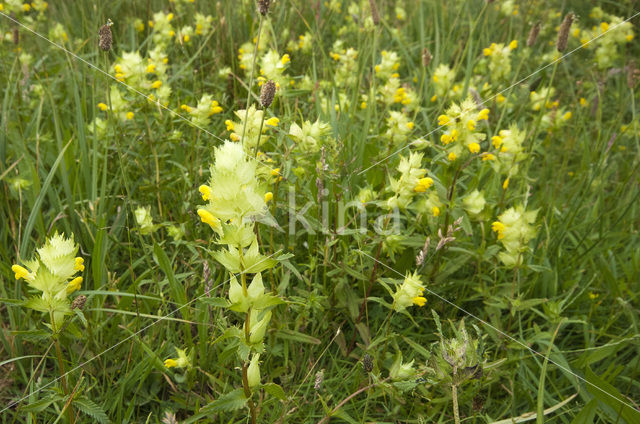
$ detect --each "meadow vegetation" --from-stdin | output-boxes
[0,0,639,422]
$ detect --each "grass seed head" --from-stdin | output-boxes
[369,0,380,25]
[527,22,541,47]
[257,0,271,16]
[422,47,432,67]
[71,295,87,310]
[556,13,575,52]
[99,19,113,51]
[260,80,276,108]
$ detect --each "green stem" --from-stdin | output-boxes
[241,16,264,147]
[452,376,460,424]
[50,311,75,424]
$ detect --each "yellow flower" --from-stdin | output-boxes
[562,111,572,121]
[225,120,235,131]
[503,177,510,190]
[151,80,162,89]
[270,168,280,176]
[11,264,32,281]
[482,153,496,161]
[66,276,83,294]
[264,192,273,202]
[164,358,178,368]
[360,101,367,109]
[579,97,587,106]
[230,133,240,142]
[467,119,476,131]
[412,296,427,307]
[98,103,108,111]
[126,112,135,120]
[468,142,480,153]
[183,34,190,42]
[476,108,489,121]
[430,95,437,102]
[448,151,457,161]
[146,64,156,73]
[441,134,452,145]
[588,292,599,300]
[491,221,506,239]
[199,185,212,201]
[413,177,434,192]
[23,3,31,11]
[496,93,506,103]
[437,114,450,126]
[211,106,223,114]
[407,122,415,130]
[491,135,503,148]
[509,40,518,50]
[181,104,192,113]
[265,117,279,127]
[197,209,221,231]
[281,54,291,65]
[74,257,85,272]
[432,206,441,217]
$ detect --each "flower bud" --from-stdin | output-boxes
[247,354,261,387]
[249,310,271,344]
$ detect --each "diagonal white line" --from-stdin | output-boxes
[0,11,282,176]
[357,249,640,414]
[0,250,280,414]
[358,10,640,175]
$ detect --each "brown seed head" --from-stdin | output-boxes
[368,0,380,25]
[556,13,575,52]
[260,80,276,109]
[362,353,374,373]
[99,20,113,51]
[71,295,87,310]
[257,0,271,16]
[422,47,432,67]
[527,22,541,47]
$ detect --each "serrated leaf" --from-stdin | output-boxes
[74,397,110,423]
[202,389,247,412]
[262,383,286,400]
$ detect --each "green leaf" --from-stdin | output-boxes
[202,388,247,412]
[20,396,60,412]
[252,294,284,310]
[570,399,598,424]
[153,242,187,306]
[262,382,287,400]
[276,329,321,345]
[584,367,640,423]
[74,397,111,423]
[198,297,230,308]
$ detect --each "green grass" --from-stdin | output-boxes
[1,0,639,422]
